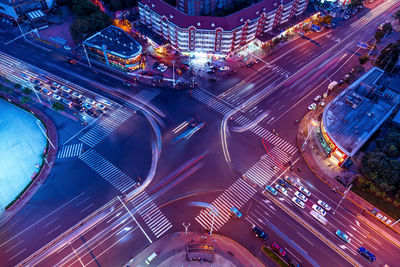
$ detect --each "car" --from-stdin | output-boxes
[60,85,71,93]
[85,109,96,117]
[62,99,72,107]
[32,79,41,85]
[207,69,215,74]
[310,210,327,225]
[123,81,133,87]
[308,103,317,110]
[97,99,113,107]
[64,45,72,50]
[33,85,41,91]
[208,77,217,82]
[255,59,260,64]
[358,247,376,262]
[209,65,218,70]
[52,94,61,101]
[85,98,96,105]
[219,66,229,71]
[266,185,278,196]
[72,92,83,98]
[252,226,268,240]
[96,109,104,115]
[292,197,305,209]
[271,242,286,257]
[312,204,326,216]
[336,230,351,243]
[228,69,237,76]
[61,92,71,99]
[278,179,291,189]
[52,82,60,88]
[83,103,92,109]
[159,65,168,72]
[96,103,106,110]
[299,186,311,197]
[344,15,349,19]
[294,191,308,202]
[298,31,305,36]
[317,200,331,211]
[74,99,83,105]
[284,176,297,186]
[49,86,59,93]
[314,95,322,102]
[230,207,242,218]
[274,184,288,195]
[42,88,51,95]
[320,101,325,107]
[67,58,77,64]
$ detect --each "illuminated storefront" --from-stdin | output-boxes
[84,26,145,73]
[320,120,347,166]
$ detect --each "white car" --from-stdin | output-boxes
[274,184,288,196]
[52,94,61,101]
[317,200,331,211]
[344,15,349,19]
[294,191,308,202]
[220,66,229,71]
[312,204,326,216]
[60,85,72,93]
[292,197,305,209]
[310,210,327,225]
[85,98,96,105]
[160,65,168,72]
[314,95,322,102]
[299,186,311,197]
[62,99,72,107]
[308,103,317,110]
[96,103,106,110]
[52,82,61,88]
[320,101,326,107]
[72,91,83,98]
[64,45,72,50]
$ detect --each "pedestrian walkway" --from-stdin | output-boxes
[79,108,133,147]
[130,191,172,238]
[195,178,256,232]
[79,149,136,193]
[134,89,160,103]
[244,153,280,187]
[57,143,83,159]
[251,125,297,155]
[190,89,232,115]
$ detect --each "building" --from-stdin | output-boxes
[139,0,308,55]
[0,0,54,27]
[177,0,237,16]
[83,26,144,73]
[320,68,400,166]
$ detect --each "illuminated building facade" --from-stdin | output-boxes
[83,26,145,73]
[139,0,308,55]
[320,67,399,166]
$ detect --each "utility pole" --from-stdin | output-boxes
[172,60,175,88]
[182,222,190,235]
[391,218,400,227]
[333,184,352,215]
[36,120,55,149]
[28,79,42,104]
[82,43,92,69]
[14,18,26,42]
[209,208,219,236]
[301,119,316,149]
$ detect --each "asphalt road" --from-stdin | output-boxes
[0,0,399,266]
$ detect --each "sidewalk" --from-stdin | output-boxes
[0,92,58,228]
[297,89,400,249]
[124,232,265,267]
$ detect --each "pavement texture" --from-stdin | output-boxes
[0,91,58,227]
[124,232,264,267]
[297,78,400,248]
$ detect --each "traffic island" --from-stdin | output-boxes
[124,232,264,267]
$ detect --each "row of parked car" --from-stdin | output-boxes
[32,79,112,117]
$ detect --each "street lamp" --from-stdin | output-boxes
[172,60,176,88]
[82,43,92,69]
[14,18,26,42]
[333,184,352,215]
[209,207,219,236]
[36,120,55,149]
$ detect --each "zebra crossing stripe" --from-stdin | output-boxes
[79,149,136,193]
[135,89,160,103]
[58,143,83,159]
[79,108,133,147]
[191,89,232,115]
[129,191,172,238]
[195,178,256,231]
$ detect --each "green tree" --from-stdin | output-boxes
[374,30,385,43]
[13,83,22,89]
[382,23,392,34]
[350,0,363,7]
[52,102,65,111]
[71,0,99,16]
[22,87,32,95]
[359,55,369,65]
[20,96,31,104]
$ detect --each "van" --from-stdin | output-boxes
[145,252,157,265]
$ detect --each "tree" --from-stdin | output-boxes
[20,96,31,104]
[22,87,32,95]
[374,30,385,43]
[350,0,363,7]
[359,55,369,65]
[71,0,99,16]
[13,83,22,89]
[52,102,65,111]
[382,23,392,34]
[394,9,400,22]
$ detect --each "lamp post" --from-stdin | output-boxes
[14,18,26,42]
[36,120,55,149]
[333,184,352,215]
[172,60,176,88]
[28,79,42,104]
[209,208,219,236]
[391,218,400,227]
[82,43,92,69]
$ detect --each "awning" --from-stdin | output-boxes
[27,10,46,20]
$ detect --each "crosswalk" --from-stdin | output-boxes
[79,108,133,147]
[130,191,172,238]
[195,178,256,231]
[134,89,160,103]
[58,143,83,159]
[191,89,232,115]
[79,149,136,193]
[234,115,251,125]
[243,146,291,187]
[250,125,297,155]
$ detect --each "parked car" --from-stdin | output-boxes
[52,94,61,101]
[271,242,286,257]
[308,103,317,110]
[72,91,83,98]
[252,226,268,240]
[314,95,322,102]
[219,66,229,71]
[62,99,72,107]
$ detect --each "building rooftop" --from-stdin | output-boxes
[140,0,293,31]
[0,0,41,6]
[323,68,400,157]
[84,26,142,58]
